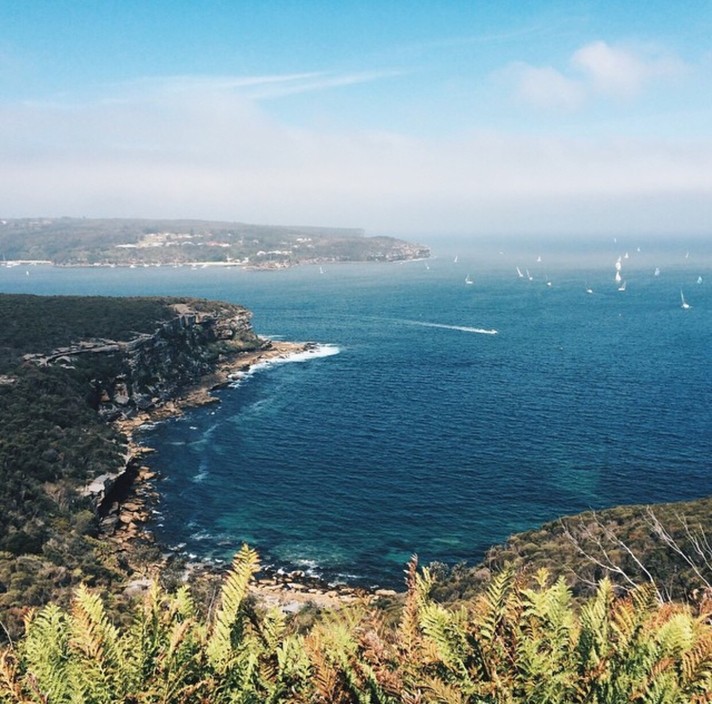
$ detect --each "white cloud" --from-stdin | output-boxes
[0,76,710,237]
[504,40,689,110]
[508,64,585,111]
[572,40,687,97]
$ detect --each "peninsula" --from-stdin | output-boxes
[0,217,430,268]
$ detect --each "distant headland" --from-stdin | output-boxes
[0,217,430,269]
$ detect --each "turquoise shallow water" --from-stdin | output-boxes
[2,244,711,587]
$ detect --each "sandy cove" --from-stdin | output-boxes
[109,340,402,612]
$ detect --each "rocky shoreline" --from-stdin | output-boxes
[101,339,396,612]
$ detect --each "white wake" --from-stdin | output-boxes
[399,320,498,335]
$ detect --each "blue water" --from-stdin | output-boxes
[2,245,711,587]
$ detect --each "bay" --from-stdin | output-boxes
[2,242,711,587]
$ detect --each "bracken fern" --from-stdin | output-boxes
[2,547,712,702]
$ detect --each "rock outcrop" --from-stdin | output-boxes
[25,300,264,422]
[95,302,263,421]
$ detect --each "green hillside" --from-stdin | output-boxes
[0,294,259,637]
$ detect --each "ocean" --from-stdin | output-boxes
[2,240,711,588]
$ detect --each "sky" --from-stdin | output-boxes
[1,0,711,240]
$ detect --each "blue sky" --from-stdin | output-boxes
[1,1,711,238]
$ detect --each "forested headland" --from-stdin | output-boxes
[0,293,262,637]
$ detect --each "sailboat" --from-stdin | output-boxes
[654,267,661,277]
[526,268,533,281]
[618,280,626,292]
[615,270,622,284]
[680,290,691,309]
[465,274,474,285]
[453,255,458,264]
[585,283,593,294]
[319,266,324,274]
[516,266,524,278]
[697,276,703,284]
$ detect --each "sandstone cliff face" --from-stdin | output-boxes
[24,300,263,421]
[92,302,263,421]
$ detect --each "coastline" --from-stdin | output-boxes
[112,339,311,438]
[105,339,392,612]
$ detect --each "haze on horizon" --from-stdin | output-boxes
[1,1,711,242]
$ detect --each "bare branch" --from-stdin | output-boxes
[561,512,665,602]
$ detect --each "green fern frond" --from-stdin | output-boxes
[67,584,127,701]
[69,585,120,665]
[258,607,287,654]
[656,613,695,659]
[274,633,310,683]
[419,603,469,675]
[171,584,195,621]
[206,543,260,672]
[476,566,515,643]
[19,603,72,703]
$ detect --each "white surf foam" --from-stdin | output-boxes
[400,320,498,335]
[229,344,340,385]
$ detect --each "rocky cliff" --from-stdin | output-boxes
[23,299,264,423]
[0,295,276,633]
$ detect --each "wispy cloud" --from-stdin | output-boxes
[506,64,586,110]
[113,69,404,102]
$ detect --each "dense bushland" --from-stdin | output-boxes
[0,295,175,372]
[431,498,712,607]
[0,295,245,636]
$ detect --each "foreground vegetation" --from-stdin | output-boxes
[2,545,712,703]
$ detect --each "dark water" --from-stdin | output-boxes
[2,246,711,587]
